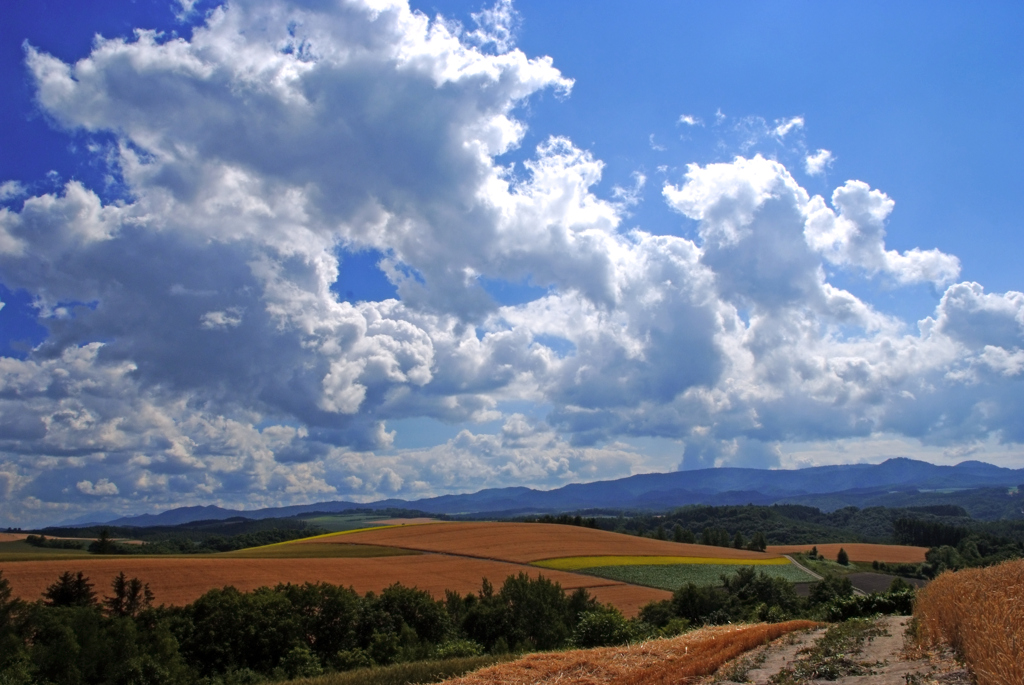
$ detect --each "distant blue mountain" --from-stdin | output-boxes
[94,457,1024,527]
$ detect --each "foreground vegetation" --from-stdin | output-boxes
[914,558,1024,685]
[437,621,821,685]
[0,560,915,685]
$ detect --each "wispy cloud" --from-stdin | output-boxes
[805,148,834,175]
[773,115,804,137]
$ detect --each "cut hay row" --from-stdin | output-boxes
[0,553,669,617]
[914,559,1024,685]
[766,542,928,563]
[330,522,783,564]
[440,620,821,685]
[534,555,790,570]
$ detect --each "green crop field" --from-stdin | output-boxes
[299,514,396,532]
[0,540,92,562]
[577,563,817,590]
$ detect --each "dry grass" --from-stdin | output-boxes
[440,621,820,685]
[332,522,783,564]
[535,555,790,570]
[913,559,1024,685]
[0,553,669,616]
[766,543,928,563]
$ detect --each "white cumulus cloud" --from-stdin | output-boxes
[77,479,119,496]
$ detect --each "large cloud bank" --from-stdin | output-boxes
[1,0,1021,525]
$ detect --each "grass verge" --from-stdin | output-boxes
[269,655,508,685]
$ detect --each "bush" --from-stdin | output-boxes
[836,548,849,565]
[809,574,854,606]
[823,588,915,621]
[433,639,483,659]
[571,610,633,648]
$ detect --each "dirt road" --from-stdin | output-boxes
[713,615,970,685]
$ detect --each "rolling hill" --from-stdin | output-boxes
[75,457,1024,528]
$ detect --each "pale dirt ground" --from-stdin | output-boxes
[711,616,970,685]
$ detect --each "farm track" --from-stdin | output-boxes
[715,616,970,685]
[439,617,971,685]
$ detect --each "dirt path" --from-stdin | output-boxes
[713,616,970,685]
[783,555,867,597]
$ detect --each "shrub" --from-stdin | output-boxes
[571,610,633,648]
[836,548,849,565]
[433,639,483,659]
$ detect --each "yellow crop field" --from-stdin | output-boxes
[534,555,790,571]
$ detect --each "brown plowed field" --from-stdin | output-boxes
[585,584,671,617]
[766,543,928,563]
[0,533,27,543]
[0,553,666,617]
[321,522,782,563]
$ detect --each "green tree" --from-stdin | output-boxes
[88,529,118,555]
[43,571,97,608]
[0,572,29,684]
[837,548,849,565]
[104,572,154,618]
[747,532,767,552]
[733,531,745,549]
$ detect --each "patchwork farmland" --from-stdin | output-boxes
[0,521,806,617]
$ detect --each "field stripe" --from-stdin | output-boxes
[248,521,444,549]
[533,555,790,570]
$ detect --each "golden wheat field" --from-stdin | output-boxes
[321,522,785,563]
[0,552,670,616]
[914,559,1024,685]
[766,542,928,563]
[440,620,820,685]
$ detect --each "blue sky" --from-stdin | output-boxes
[1,0,1023,526]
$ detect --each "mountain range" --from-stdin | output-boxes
[68,457,1024,528]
